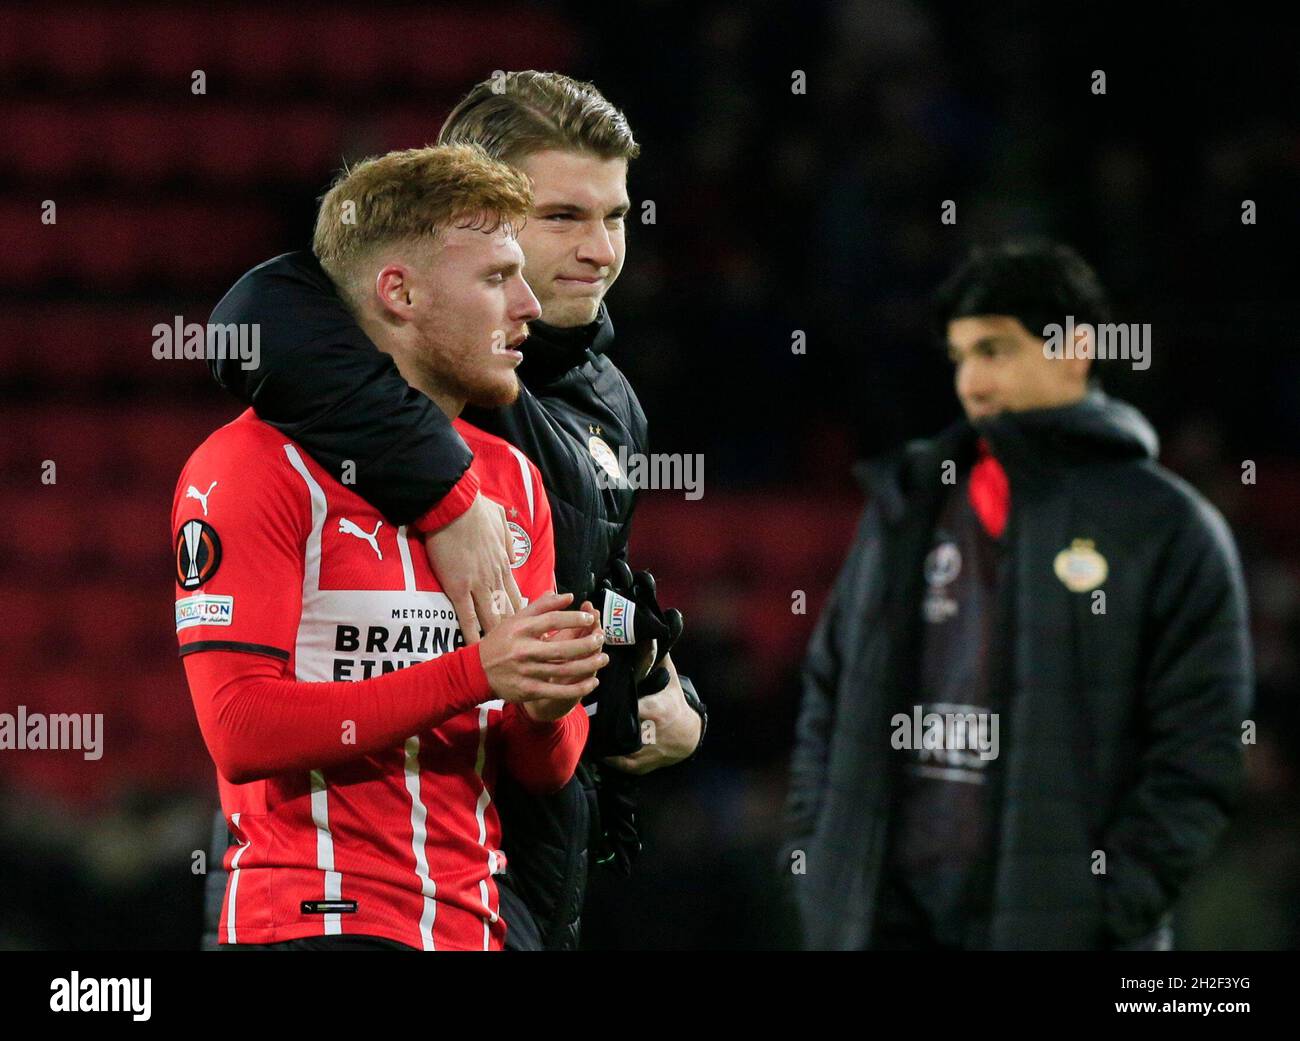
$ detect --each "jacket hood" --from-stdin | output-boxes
[855,390,1159,512]
[976,388,1159,466]
[520,303,616,384]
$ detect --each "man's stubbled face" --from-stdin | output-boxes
[405,222,542,408]
[514,149,629,329]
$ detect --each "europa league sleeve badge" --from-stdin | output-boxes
[176,519,222,590]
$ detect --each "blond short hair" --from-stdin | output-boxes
[312,143,533,299]
[438,70,639,164]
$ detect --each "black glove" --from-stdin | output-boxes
[580,562,676,758]
[630,569,684,670]
[587,574,698,876]
[591,561,675,651]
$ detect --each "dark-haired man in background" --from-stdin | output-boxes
[786,240,1252,950]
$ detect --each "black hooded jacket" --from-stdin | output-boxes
[201,251,655,950]
[785,391,1252,949]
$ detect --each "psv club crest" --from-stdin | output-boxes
[1053,538,1108,592]
[508,521,532,569]
[588,435,623,482]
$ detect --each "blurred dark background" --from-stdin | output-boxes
[0,2,1296,949]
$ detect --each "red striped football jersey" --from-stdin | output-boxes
[172,408,583,950]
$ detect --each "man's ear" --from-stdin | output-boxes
[374,264,414,319]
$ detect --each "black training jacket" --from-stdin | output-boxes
[202,251,650,951]
[785,391,1253,950]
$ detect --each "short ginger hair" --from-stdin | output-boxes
[312,143,534,300]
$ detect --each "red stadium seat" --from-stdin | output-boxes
[98,494,172,574]
[112,7,215,84]
[0,665,209,807]
[0,201,60,283]
[308,13,386,87]
[0,103,86,180]
[64,204,148,289]
[188,108,271,186]
[0,490,91,575]
[274,106,347,181]
[29,9,117,86]
[8,200,280,290]
[0,583,59,662]
[96,105,190,184]
[213,10,313,88]
[0,10,24,72]
[22,408,122,487]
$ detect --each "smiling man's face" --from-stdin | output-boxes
[514,149,630,328]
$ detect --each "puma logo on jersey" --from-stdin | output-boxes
[339,518,383,560]
[186,481,218,516]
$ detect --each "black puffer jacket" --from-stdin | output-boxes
[785,391,1253,949]
[202,251,651,951]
